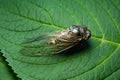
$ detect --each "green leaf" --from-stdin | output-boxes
[0,52,21,80]
[0,0,120,80]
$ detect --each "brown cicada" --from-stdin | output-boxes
[20,25,91,56]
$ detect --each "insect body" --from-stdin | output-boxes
[20,25,91,56]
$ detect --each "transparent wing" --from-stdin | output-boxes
[20,34,74,57]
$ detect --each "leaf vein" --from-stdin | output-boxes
[75,0,104,38]
[66,46,119,79]
[95,0,120,36]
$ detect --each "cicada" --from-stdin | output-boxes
[20,25,91,56]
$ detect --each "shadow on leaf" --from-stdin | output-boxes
[58,41,91,57]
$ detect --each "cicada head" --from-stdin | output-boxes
[69,25,91,41]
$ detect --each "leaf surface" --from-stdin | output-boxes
[0,0,120,80]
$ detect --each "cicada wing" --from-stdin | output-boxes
[20,34,56,56]
[20,42,74,56]
[53,43,74,54]
[20,45,57,56]
[21,34,54,44]
[20,36,74,56]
